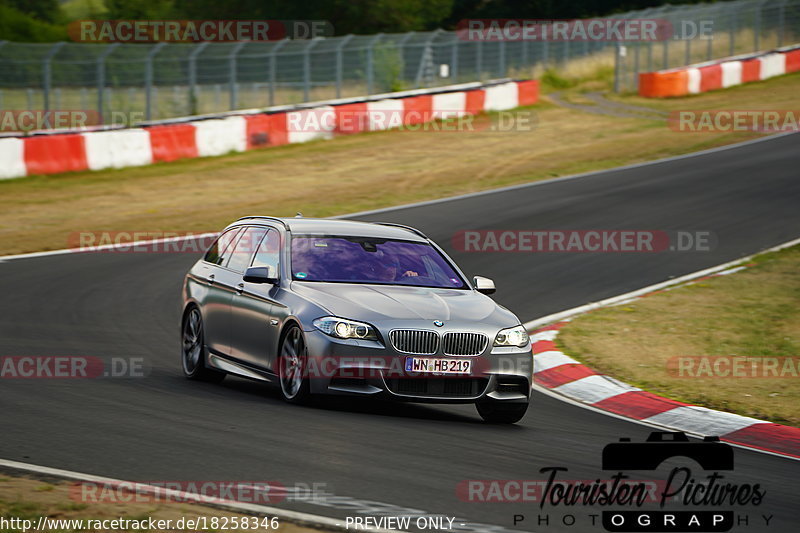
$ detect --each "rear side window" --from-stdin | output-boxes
[227,227,268,273]
[204,228,242,265]
[251,229,281,278]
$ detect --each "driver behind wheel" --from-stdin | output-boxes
[374,250,418,281]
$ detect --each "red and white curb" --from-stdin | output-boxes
[527,237,800,460]
[0,79,538,180]
[639,44,800,97]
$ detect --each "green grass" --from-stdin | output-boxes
[558,245,800,426]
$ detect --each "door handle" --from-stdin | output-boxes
[206,274,215,285]
[235,283,245,294]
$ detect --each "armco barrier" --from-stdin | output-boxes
[366,99,404,131]
[787,48,800,72]
[149,124,198,163]
[516,80,539,106]
[0,79,538,180]
[194,117,248,157]
[639,45,800,97]
[402,95,433,126]
[484,82,519,111]
[464,90,485,116]
[83,129,153,170]
[741,58,762,83]
[720,61,742,88]
[431,91,467,121]
[0,138,26,179]
[334,103,368,135]
[24,134,87,175]
[286,107,335,144]
[244,113,289,148]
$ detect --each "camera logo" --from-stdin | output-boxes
[602,431,734,472]
[600,431,749,532]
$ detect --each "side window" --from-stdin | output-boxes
[251,229,281,278]
[227,227,267,273]
[204,228,242,265]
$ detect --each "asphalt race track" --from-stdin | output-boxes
[1,133,799,532]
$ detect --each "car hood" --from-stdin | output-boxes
[291,282,519,327]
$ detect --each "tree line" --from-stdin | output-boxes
[2,0,718,42]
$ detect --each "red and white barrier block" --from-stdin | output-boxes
[0,138,26,180]
[639,45,800,97]
[0,79,539,180]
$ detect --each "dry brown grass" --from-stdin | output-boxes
[0,474,321,533]
[0,71,797,256]
[558,245,800,426]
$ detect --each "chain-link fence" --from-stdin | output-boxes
[0,0,797,123]
[614,0,800,92]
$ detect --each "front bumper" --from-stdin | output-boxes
[303,329,533,404]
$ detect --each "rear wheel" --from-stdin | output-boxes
[279,325,310,404]
[476,401,528,424]
[182,307,225,383]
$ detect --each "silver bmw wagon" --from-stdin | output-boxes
[181,216,533,423]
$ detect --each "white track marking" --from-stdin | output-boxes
[531,382,800,462]
[0,459,358,531]
[0,459,526,533]
[552,374,640,404]
[529,330,559,342]
[533,351,578,373]
[643,407,769,436]
[527,236,800,462]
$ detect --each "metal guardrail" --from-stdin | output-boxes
[614,0,800,92]
[0,0,797,122]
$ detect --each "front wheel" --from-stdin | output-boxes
[181,307,225,383]
[476,401,529,424]
[278,325,310,404]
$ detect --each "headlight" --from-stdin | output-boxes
[493,325,529,347]
[313,316,378,340]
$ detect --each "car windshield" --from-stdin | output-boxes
[290,236,467,289]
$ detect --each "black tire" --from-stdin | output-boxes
[181,307,225,383]
[278,325,311,404]
[476,401,529,424]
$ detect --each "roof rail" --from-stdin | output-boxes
[235,216,289,229]
[375,222,428,239]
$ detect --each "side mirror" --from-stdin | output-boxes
[473,275,496,295]
[243,266,278,285]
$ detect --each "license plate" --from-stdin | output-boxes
[405,357,472,374]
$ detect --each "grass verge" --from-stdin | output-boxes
[557,245,800,426]
[0,473,322,533]
[0,72,798,255]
